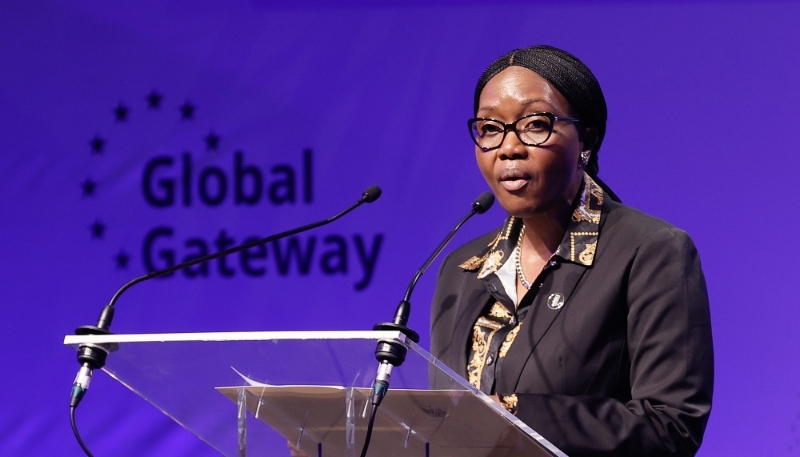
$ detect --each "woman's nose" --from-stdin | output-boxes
[497,131,528,160]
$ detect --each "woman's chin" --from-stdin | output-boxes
[497,193,569,219]
[496,198,543,218]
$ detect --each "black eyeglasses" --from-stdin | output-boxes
[467,112,581,151]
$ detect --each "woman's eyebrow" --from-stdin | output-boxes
[517,98,551,108]
[477,98,551,113]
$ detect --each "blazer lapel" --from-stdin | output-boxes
[500,262,589,393]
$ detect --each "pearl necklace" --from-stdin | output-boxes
[516,224,532,289]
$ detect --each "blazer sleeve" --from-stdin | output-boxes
[506,227,714,457]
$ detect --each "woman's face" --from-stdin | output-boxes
[475,66,587,219]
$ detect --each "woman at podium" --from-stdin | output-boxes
[430,45,713,456]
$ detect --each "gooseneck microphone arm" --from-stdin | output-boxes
[360,191,494,457]
[108,184,383,313]
[69,185,382,457]
[402,191,496,303]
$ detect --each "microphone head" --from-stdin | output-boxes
[472,192,495,214]
[361,185,382,203]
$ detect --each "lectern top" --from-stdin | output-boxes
[64,329,406,345]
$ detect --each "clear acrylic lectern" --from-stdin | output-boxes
[64,331,566,456]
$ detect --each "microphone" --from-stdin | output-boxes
[370,191,495,405]
[472,191,495,214]
[69,185,382,409]
[356,192,493,457]
[360,185,382,203]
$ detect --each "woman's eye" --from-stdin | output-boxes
[521,119,549,132]
[479,123,503,136]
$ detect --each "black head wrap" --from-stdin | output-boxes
[474,45,620,201]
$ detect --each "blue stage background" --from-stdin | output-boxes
[1,1,799,455]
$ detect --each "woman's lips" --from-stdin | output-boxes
[499,169,530,192]
[500,179,528,191]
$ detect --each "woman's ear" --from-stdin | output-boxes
[579,127,599,153]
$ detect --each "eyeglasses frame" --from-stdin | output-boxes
[467,112,581,152]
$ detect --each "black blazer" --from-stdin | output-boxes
[430,198,713,457]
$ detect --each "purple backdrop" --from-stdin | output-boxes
[1,0,799,455]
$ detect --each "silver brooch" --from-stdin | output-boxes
[547,293,565,310]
